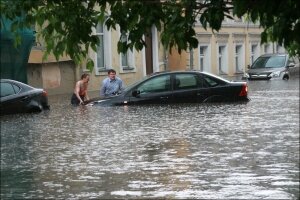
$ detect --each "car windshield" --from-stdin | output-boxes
[251,55,286,69]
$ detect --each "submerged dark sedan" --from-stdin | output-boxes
[0,79,50,115]
[86,71,249,106]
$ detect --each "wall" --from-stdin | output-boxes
[167,21,265,76]
[27,61,76,95]
[168,50,188,71]
[27,48,146,96]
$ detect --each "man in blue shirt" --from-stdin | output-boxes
[100,69,124,97]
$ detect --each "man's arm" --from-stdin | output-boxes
[85,90,90,101]
[75,82,84,104]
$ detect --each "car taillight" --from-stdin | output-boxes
[239,83,248,97]
[42,90,48,97]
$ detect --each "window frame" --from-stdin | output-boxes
[198,45,210,72]
[218,44,228,75]
[93,17,112,75]
[235,44,244,73]
[119,30,135,72]
[250,43,259,64]
[264,43,273,54]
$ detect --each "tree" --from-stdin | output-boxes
[233,0,300,56]
[1,0,299,70]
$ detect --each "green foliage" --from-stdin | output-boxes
[232,0,300,56]
[86,58,94,72]
[1,0,299,68]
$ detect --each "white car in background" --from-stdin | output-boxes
[243,53,300,80]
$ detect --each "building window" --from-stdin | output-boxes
[264,44,272,54]
[120,31,135,71]
[199,45,210,72]
[121,32,128,67]
[218,45,227,74]
[235,44,244,73]
[250,44,259,64]
[96,23,105,71]
[276,44,285,53]
[94,18,111,75]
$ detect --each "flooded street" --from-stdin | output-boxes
[1,78,299,199]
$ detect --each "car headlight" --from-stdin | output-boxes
[268,71,281,78]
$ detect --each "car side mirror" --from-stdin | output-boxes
[132,90,140,97]
[247,64,251,69]
[288,62,295,67]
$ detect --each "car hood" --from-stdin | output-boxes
[84,95,122,106]
[247,67,285,74]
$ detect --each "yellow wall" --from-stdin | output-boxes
[168,23,264,76]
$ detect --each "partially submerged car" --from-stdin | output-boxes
[243,53,300,80]
[86,71,249,106]
[0,79,50,115]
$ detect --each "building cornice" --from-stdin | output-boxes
[196,33,212,37]
[232,33,247,37]
[28,49,72,64]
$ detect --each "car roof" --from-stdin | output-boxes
[0,79,35,90]
[1,79,26,83]
[149,70,230,82]
[150,70,207,75]
[150,70,219,76]
[260,53,288,57]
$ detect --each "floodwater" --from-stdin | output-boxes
[1,78,299,199]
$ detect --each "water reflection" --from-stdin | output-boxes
[1,79,299,199]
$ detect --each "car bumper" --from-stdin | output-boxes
[243,71,289,80]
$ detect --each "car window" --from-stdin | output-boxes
[265,56,286,68]
[12,84,21,93]
[251,57,268,69]
[202,74,226,87]
[174,74,200,90]
[137,75,171,94]
[252,55,286,68]
[0,82,17,97]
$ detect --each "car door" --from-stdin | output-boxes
[201,74,233,102]
[0,82,24,114]
[172,73,210,103]
[128,74,173,105]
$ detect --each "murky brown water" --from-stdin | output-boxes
[1,78,299,199]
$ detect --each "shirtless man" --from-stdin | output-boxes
[71,73,90,105]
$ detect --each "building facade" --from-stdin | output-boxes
[167,17,286,76]
[27,15,286,95]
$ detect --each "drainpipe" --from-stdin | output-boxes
[164,47,168,71]
[189,46,194,70]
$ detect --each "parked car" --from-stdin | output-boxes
[243,53,300,80]
[0,79,50,115]
[86,71,249,106]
